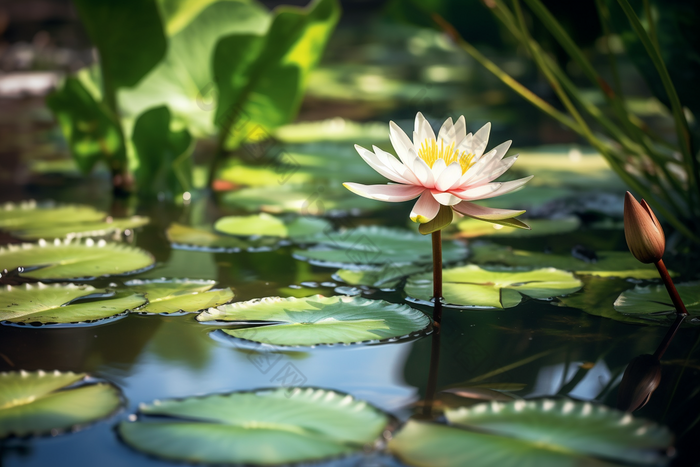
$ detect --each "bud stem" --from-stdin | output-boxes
[654,259,688,316]
[431,230,443,326]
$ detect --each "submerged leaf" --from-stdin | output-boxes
[405,265,582,309]
[118,387,389,465]
[0,283,145,325]
[0,239,154,280]
[0,370,122,438]
[197,295,431,347]
[124,279,233,315]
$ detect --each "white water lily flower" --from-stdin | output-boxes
[343,112,532,232]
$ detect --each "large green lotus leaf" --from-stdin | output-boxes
[294,226,468,267]
[0,283,146,325]
[334,263,429,290]
[214,213,330,241]
[405,265,582,309]
[197,295,431,347]
[614,282,700,323]
[445,399,672,465]
[124,279,234,315]
[9,217,149,241]
[557,277,652,325]
[46,77,126,173]
[119,1,270,137]
[0,201,106,230]
[213,0,340,149]
[389,420,614,467]
[454,217,580,239]
[222,183,382,215]
[73,0,166,89]
[273,118,389,144]
[166,223,277,252]
[0,239,154,280]
[118,387,388,465]
[0,370,122,438]
[470,243,659,279]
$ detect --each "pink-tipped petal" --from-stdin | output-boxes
[431,190,463,206]
[410,190,440,223]
[435,161,463,191]
[412,157,435,188]
[389,121,417,167]
[454,175,533,201]
[471,122,491,158]
[413,112,436,149]
[343,182,425,202]
[437,117,455,146]
[453,201,525,220]
[354,144,410,184]
[373,145,420,185]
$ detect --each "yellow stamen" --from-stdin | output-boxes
[418,139,475,174]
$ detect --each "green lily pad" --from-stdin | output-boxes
[197,295,431,347]
[118,387,389,465]
[454,217,580,239]
[405,265,582,309]
[9,216,149,241]
[334,263,429,290]
[0,370,122,438]
[0,283,146,326]
[390,399,672,467]
[614,282,700,323]
[124,279,234,315]
[557,277,653,325]
[446,399,672,465]
[165,223,276,252]
[0,239,154,280]
[294,226,468,268]
[0,201,105,230]
[214,214,330,241]
[222,184,382,215]
[470,243,659,279]
[273,118,389,144]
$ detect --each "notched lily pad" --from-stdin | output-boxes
[405,265,582,309]
[166,223,277,253]
[0,283,145,326]
[294,226,468,268]
[118,387,390,465]
[124,278,234,315]
[9,216,149,241]
[0,370,123,438]
[0,201,105,230]
[0,238,154,280]
[197,294,431,347]
[334,263,429,290]
[214,213,330,242]
[390,399,672,467]
[614,281,699,324]
[470,243,659,279]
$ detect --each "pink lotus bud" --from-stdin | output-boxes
[624,192,665,264]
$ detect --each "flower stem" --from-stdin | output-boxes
[654,259,688,316]
[431,230,443,325]
[653,312,686,360]
[422,320,441,418]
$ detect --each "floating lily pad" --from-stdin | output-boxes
[9,216,149,241]
[557,277,652,325]
[0,283,145,326]
[0,370,122,438]
[222,184,382,215]
[124,279,234,315]
[334,263,429,289]
[614,282,700,323]
[214,214,330,241]
[0,239,154,280]
[390,399,671,467]
[446,399,672,465]
[470,243,659,279]
[118,387,389,465]
[165,223,276,252]
[405,265,582,309]
[197,295,431,347]
[294,226,468,268]
[454,217,580,239]
[0,201,105,230]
